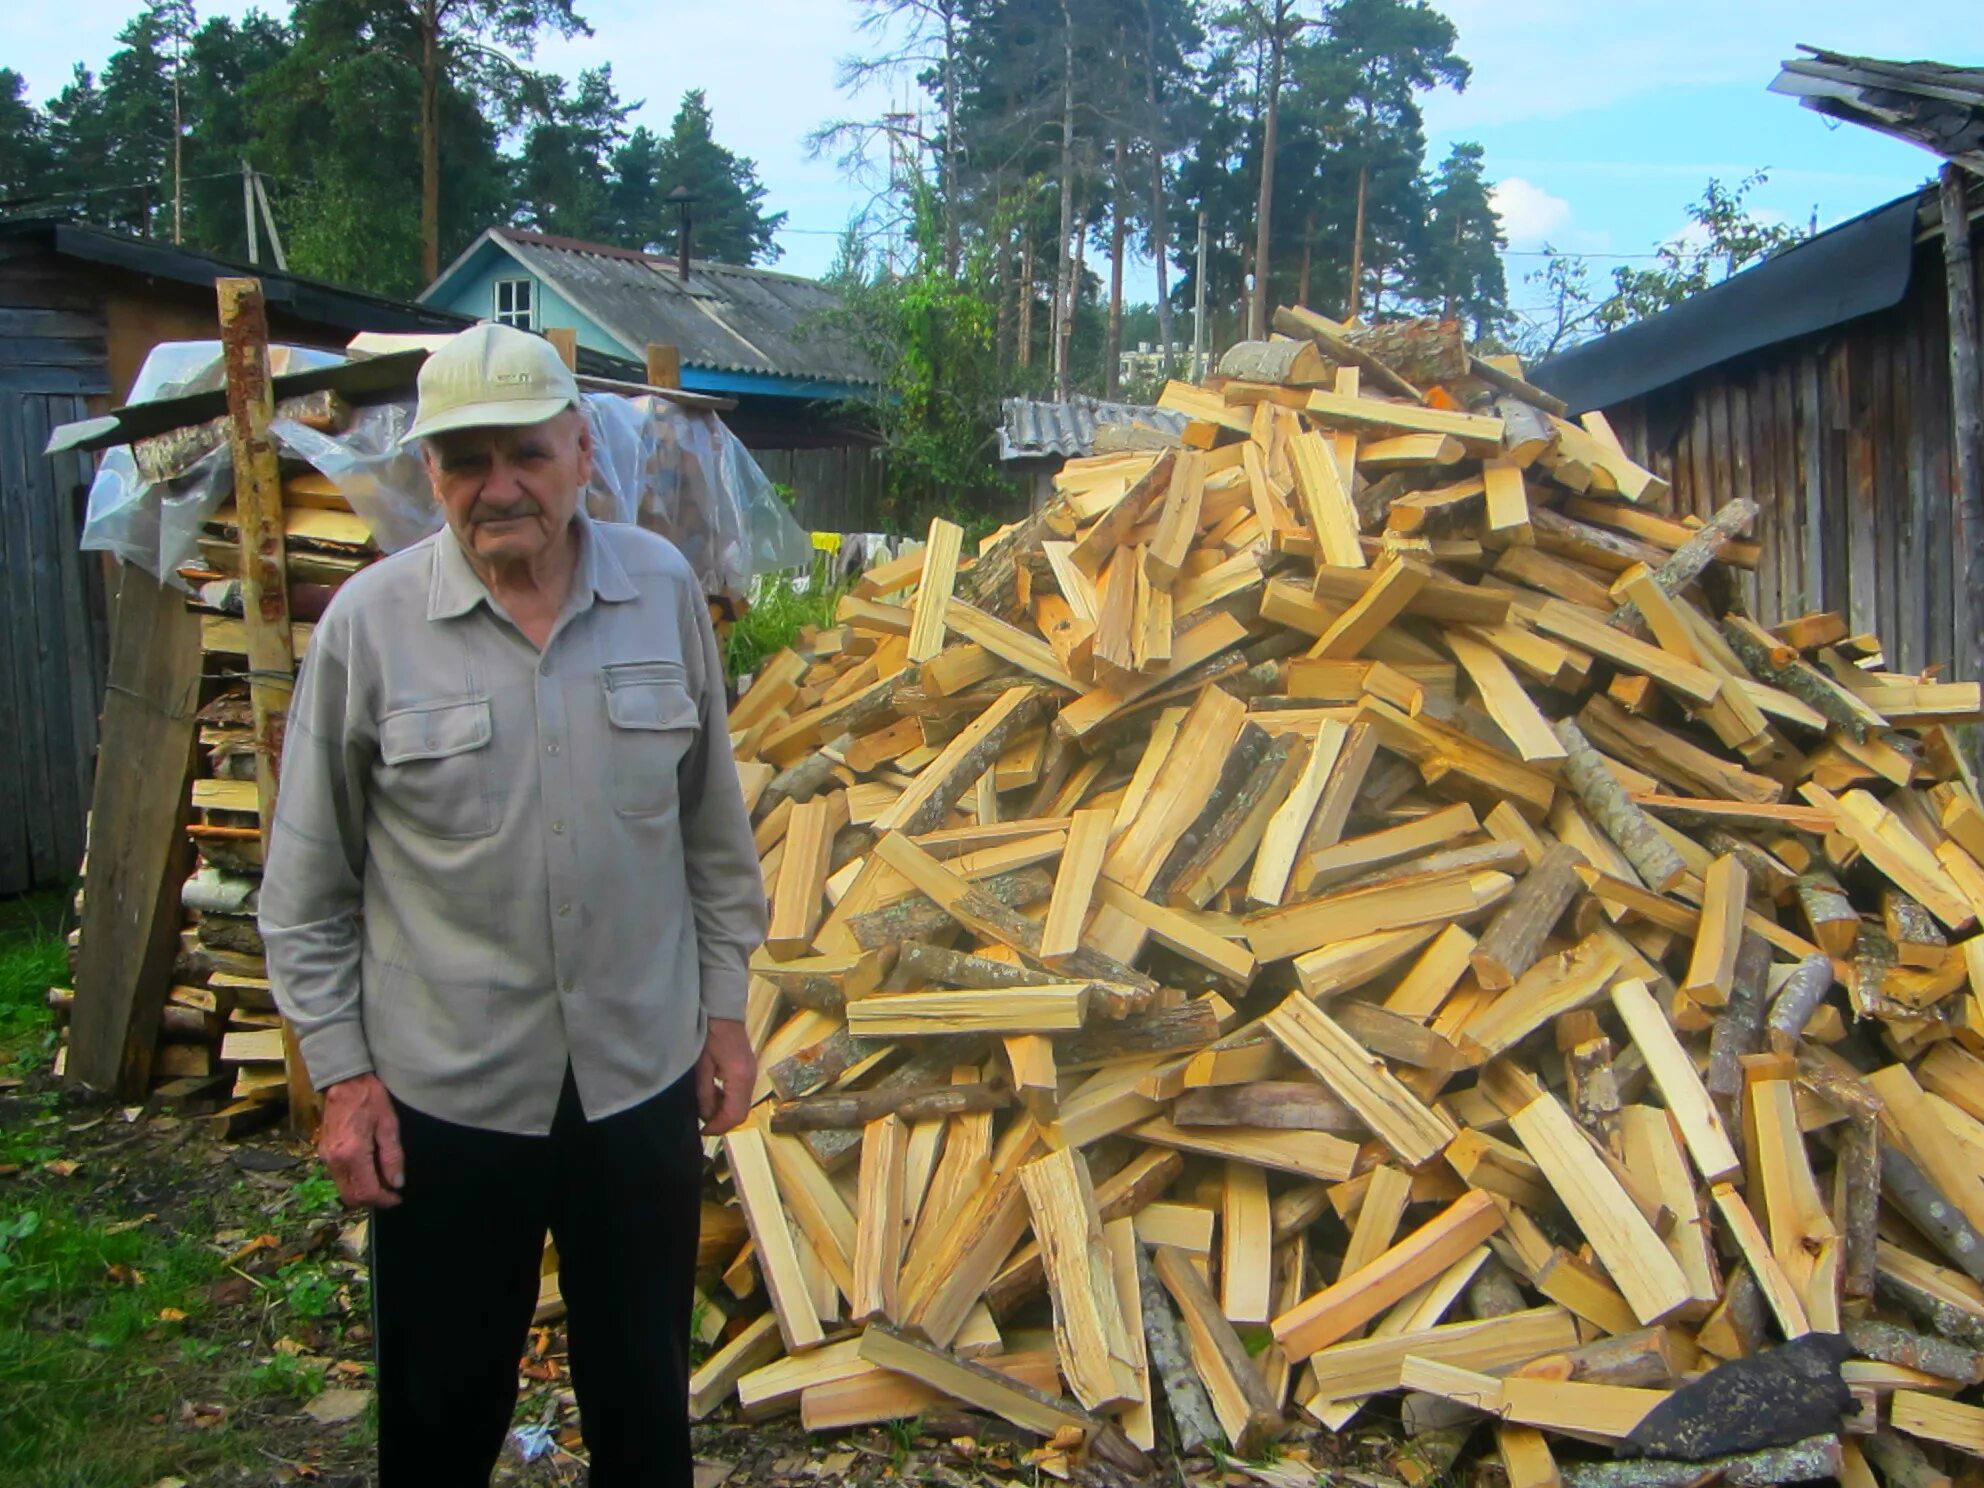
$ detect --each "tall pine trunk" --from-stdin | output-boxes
[1248,16,1285,341]
[1347,161,1369,319]
[1107,136,1126,400]
[942,4,960,276]
[1143,2,1175,367]
[1297,209,1314,308]
[1052,0,1076,400]
[420,0,441,285]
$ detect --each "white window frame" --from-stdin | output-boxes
[492,277,535,330]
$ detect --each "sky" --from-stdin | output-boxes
[13,0,1983,317]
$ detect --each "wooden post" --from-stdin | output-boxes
[546,326,579,371]
[1943,166,1984,750]
[65,570,202,1099]
[645,342,681,390]
[217,277,317,1132]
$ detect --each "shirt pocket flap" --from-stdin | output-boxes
[604,663,700,733]
[380,698,493,765]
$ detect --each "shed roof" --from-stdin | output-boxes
[1528,189,1925,415]
[998,397,1187,462]
[1772,47,1984,172]
[430,228,879,389]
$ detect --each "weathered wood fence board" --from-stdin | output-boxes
[1604,230,1980,686]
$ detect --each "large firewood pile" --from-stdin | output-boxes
[686,309,1984,1486]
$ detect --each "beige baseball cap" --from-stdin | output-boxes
[401,321,581,443]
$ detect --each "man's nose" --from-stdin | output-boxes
[481,458,525,504]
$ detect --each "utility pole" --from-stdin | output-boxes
[1192,210,1208,380]
[242,161,259,265]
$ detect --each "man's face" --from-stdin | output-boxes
[422,408,592,567]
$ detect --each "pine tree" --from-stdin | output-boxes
[652,89,785,266]
[513,65,633,240]
[0,70,54,204]
[1419,140,1506,337]
[605,124,664,249]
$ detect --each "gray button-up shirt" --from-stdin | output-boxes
[259,513,767,1134]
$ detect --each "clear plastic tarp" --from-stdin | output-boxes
[79,341,813,598]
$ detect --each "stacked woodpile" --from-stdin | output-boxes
[55,455,377,1132]
[691,308,1984,1486]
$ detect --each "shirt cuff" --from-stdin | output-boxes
[699,962,750,1022]
[297,1021,376,1091]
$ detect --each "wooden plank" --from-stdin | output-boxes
[1304,388,1504,444]
[1271,1191,1504,1360]
[1264,993,1453,1165]
[1019,1147,1139,1410]
[1310,559,1431,660]
[856,1323,1100,1441]
[65,570,200,1098]
[1447,630,1566,764]
[216,278,311,1130]
[1039,806,1112,960]
[846,984,1090,1038]
[726,1128,828,1352]
[851,1114,909,1324]
[1289,431,1365,568]
[1221,1159,1274,1326]
[906,517,966,663]
[1508,1092,1693,1325]
[1608,979,1740,1183]
[1679,854,1749,1006]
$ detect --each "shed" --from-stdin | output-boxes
[997,397,1188,510]
[0,221,466,896]
[1530,176,1984,686]
[421,228,884,530]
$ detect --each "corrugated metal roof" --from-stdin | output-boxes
[493,229,879,387]
[998,397,1187,461]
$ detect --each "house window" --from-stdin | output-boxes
[493,278,535,329]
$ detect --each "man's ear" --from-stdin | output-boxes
[570,406,594,486]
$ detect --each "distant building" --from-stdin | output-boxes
[1117,341,1171,390]
[421,229,885,530]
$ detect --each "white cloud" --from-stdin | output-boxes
[1490,176,1573,249]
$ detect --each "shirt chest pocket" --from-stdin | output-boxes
[602,661,700,819]
[378,697,498,840]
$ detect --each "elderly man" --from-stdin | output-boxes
[260,322,766,1486]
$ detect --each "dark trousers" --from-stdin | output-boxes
[369,1068,703,1486]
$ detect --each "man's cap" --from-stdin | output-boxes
[401,322,581,444]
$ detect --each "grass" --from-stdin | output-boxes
[0,889,368,1486]
[725,561,848,681]
[0,891,68,1079]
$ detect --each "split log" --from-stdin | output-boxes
[1794,871,1859,959]
[1841,1319,1984,1385]
[1608,498,1758,638]
[1133,1242,1220,1456]
[847,867,1055,951]
[1835,1118,1881,1299]
[1721,617,1881,741]
[1470,841,1585,990]
[1882,1143,1984,1286]
[1559,1436,1841,1488]
[1860,1430,1953,1488]
[1765,953,1838,1053]
[1555,717,1686,892]
[771,1082,1013,1134]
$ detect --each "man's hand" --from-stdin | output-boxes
[319,1074,405,1208]
[696,1018,755,1136]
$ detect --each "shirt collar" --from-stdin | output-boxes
[426,508,637,622]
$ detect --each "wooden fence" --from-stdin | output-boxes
[754,444,889,535]
[1601,223,1979,687]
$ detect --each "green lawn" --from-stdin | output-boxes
[0,890,372,1486]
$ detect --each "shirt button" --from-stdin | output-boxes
[425,736,437,749]
[552,820,566,835]
[557,902,572,918]
[546,740,560,755]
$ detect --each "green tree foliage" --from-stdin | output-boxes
[1,0,790,292]
[826,181,1006,529]
[1510,172,1812,360]
[1602,171,1806,328]
[1419,140,1505,339]
[650,89,787,265]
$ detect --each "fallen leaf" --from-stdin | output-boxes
[104,1263,147,1287]
[157,1307,188,1323]
[103,1214,159,1236]
[144,1477,188,1488]
[43,1159,80,1178]
[222,1233,280,1268]
[179,1400,227,1430]
[301,1388,370,1426]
